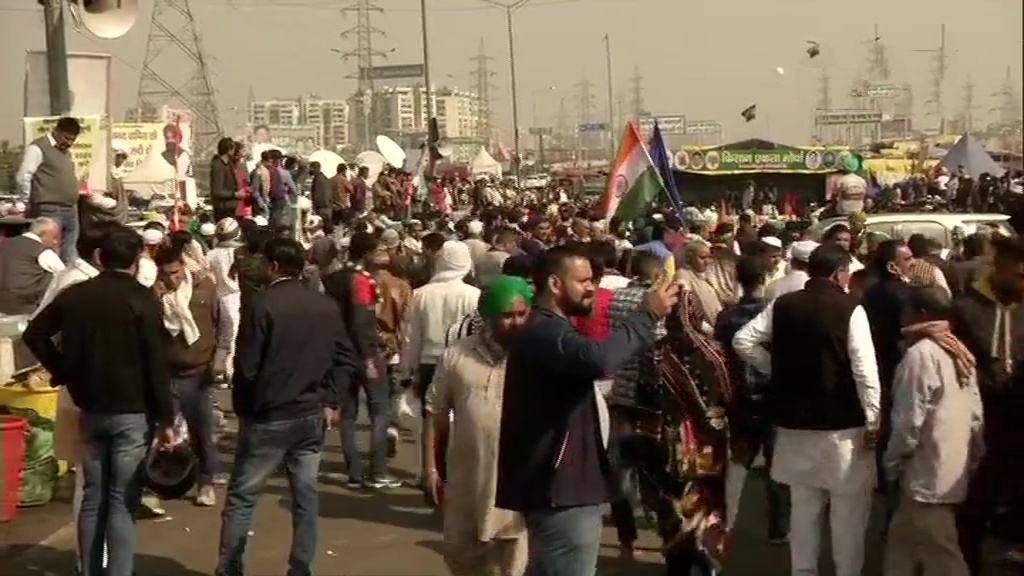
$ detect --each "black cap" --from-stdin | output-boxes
[143,442,199,500]
[741,104,757,122]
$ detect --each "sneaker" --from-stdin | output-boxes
[386,427,400,458]
[139,492,166,517]
[365,475,402,489]
[345,477,364,490]
[195,485,217,507]
[210,472,230,486]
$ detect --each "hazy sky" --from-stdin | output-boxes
[1,0,1021,146]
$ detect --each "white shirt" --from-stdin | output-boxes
[764,269,809,301]
[935,174,950,191]
[31,257,98,317]
[15,133,57,201]
[401,280,481,372]
[731,298,882,492]
[136,257,158,288]
[22,232,65,275]
[205,245,240,297]
[599,274,632,290]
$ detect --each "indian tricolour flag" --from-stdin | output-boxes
[599,122,666,221]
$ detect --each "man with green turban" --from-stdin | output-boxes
[422,275,533,576]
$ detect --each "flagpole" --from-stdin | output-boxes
[604,33,615,160]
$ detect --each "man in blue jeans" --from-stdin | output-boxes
[322,232,398,489]
[497,246,678,575]
[24,225,177,576]
[217,238,356,576]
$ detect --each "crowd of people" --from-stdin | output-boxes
[2,117,1022,576]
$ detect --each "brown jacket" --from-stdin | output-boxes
[162,275,221,376]
[374,269,412,359]
[331,173,351,211]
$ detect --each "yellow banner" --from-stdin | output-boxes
[111,122,164,175]
[22,115,103,180]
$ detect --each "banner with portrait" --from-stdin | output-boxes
[22,114,109,192]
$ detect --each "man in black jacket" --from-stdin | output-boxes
[209,138,240,221]
[24,225,176,576]
[497,245,678,576]
[861,239,913,507]
[216,238,356,576]
[308,161,333,234]
[322,232,397,488]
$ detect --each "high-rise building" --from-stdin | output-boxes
[247,95,350,150]
[350,85,482,146]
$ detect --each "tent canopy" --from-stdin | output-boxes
[938,134,1005,178]
[122,145,176,200]
[470,147,502,178]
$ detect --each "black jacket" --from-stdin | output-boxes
[232,278,356,421]
[310,172,332,212]
[768,278,864,431]
[862,275,911,393]
[322,265,380,362]
[496,306,658,511]
[209,155,239,216]
[23,271,175,425]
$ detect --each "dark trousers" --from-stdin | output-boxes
[171,371,221,485]
[339,360,389,479]
[760,429,790,540]
[216,414,324,576]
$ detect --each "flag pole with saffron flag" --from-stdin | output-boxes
[648,121,683,218]
[599,122,665,222]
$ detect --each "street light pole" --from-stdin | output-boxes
[484,0,530,184]
[604,33,615,158]
[420,0,434,120]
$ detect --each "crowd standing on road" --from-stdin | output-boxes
[4,124,1023,576]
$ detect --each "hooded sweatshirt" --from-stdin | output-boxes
[401,241,481,370]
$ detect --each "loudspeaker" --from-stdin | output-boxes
[78,0,139,39]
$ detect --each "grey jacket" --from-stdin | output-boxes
[884,338,985,503]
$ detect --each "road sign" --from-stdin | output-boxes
[359,64,426,81]
[815,109,884,125]
[637,115,686,134]
[684,120,723,135]
[850,83,902,99]
[528,127,554,136]
[578,122,609,133]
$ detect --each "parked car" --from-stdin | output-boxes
[807,213,1012,249]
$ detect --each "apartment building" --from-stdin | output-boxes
[247,95,350,150]
[349,85,482,147]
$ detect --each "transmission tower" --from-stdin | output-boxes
[958,74,977,134]
[915,24,949,130]
[470,38,497,142]
[817,69,832,111]
[867,24,890,82]
[136,0,221,159]
[628,65,644,120]
[338,0,388,147]
[575,75,595,124]
[555,97,569,145]
[994,65,1022,128]
[574,75,595,155]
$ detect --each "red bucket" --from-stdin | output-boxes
[0,415,28,522]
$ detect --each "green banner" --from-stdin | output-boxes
[674,146,853,174]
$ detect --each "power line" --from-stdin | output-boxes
[958,73,976,134]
